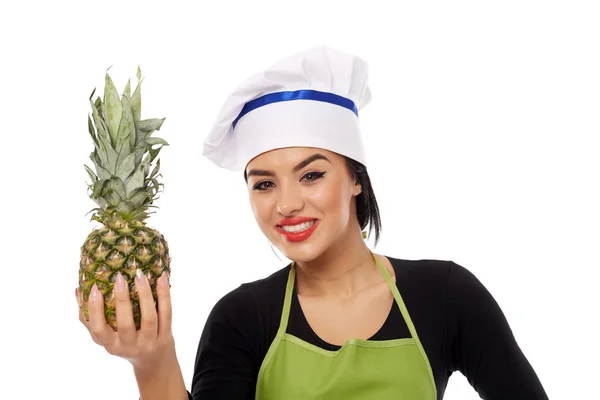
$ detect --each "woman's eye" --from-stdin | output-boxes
[253,181,274,191]
[302,171,326,182]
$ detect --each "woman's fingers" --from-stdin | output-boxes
[114,272,137,345]
[76,288,87,326]
[76,271,175,367]
[156,272,173,339]
[136,269,158,341]
[87,283,116,345]
[78,308,104,346]
[76,288,100,344]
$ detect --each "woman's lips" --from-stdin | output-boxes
[276,219,319,242]
[277,216,316,226]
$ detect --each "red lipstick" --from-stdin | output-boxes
[276,217,319,243]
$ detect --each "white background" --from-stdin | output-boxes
[1,0,598,399]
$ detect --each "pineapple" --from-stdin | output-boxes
[78,66,170,331]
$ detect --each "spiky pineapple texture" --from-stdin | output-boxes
[78,66,171,331]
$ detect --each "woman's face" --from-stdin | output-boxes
[245,147,362,262]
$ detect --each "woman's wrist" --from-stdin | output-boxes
[133,351,187,400]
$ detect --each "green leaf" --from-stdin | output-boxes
[98,133,119,174]
[131,78,142,123]
[140,146,160,172]
[134,145,145,168]
[125,165,145,197]
[149,146,161,163]
[92,179,109,197]
[104,177,127,200]
[130,210,147,220]
[84,164,98,183]
[140,119,165,133]
[137,65,141,83]
[150,178,160,196]
[91,152,111,180]
[104,72,123,145]
[126,98,137,151]
[92,197,108,209]
[115,139,131,172]
[90,100,109,143]
[115,95,135,167]
[123,79,131,98]
[88,115,98,146]
[105,190,122,206]
[137,118,165,146]
[129,189,150,207]
[115,152,136,181]
[151,178,161,196]
[137,118,165,133]
[144,137,169,147]
[117,200,134,215]
[131,208,151,220]
[149,159,160,179]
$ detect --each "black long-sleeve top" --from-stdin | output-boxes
[186,257,548,399]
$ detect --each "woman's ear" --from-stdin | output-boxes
[353,181,362,196]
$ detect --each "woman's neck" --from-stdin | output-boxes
[294,226,383,299]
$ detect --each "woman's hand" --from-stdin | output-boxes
[76,270,175,370]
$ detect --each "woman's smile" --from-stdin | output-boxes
[276,218,320,242]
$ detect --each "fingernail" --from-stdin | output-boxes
[136,269,146,286]
[115,273,125,292]
[91,284,98,300]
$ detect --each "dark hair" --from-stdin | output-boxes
[343,156,382,245]
[243,156,382,245]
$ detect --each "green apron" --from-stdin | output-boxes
[255,254,437,399]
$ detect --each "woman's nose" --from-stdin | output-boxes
[276,182,304,216]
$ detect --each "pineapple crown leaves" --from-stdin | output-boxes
[84,66,168,224]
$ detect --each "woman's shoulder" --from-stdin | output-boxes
[385,256,486,299]
[208,263,291,324]
[234,263,291,303]
[386,255,454,281]
[387,255,504,316]
[386,255,474,277]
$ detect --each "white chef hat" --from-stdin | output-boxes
[202,45,372,171]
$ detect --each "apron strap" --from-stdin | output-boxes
[276,262,296,336]
[372,252,421,339]
[372,252,437,394]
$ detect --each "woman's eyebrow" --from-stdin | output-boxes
[247,153,331,178]
[292,154,331,172]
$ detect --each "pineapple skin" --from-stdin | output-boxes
[78,216,170,331]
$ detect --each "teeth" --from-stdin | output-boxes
[281,220,315,233]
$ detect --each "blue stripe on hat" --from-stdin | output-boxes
[232,89,358,129]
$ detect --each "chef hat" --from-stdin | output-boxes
[202,45,372,171]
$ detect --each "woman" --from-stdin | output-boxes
[78,46,549,399]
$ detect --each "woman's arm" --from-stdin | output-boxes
[446,261,549,399]
[134,351,189,400]
[188,284,264,399]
